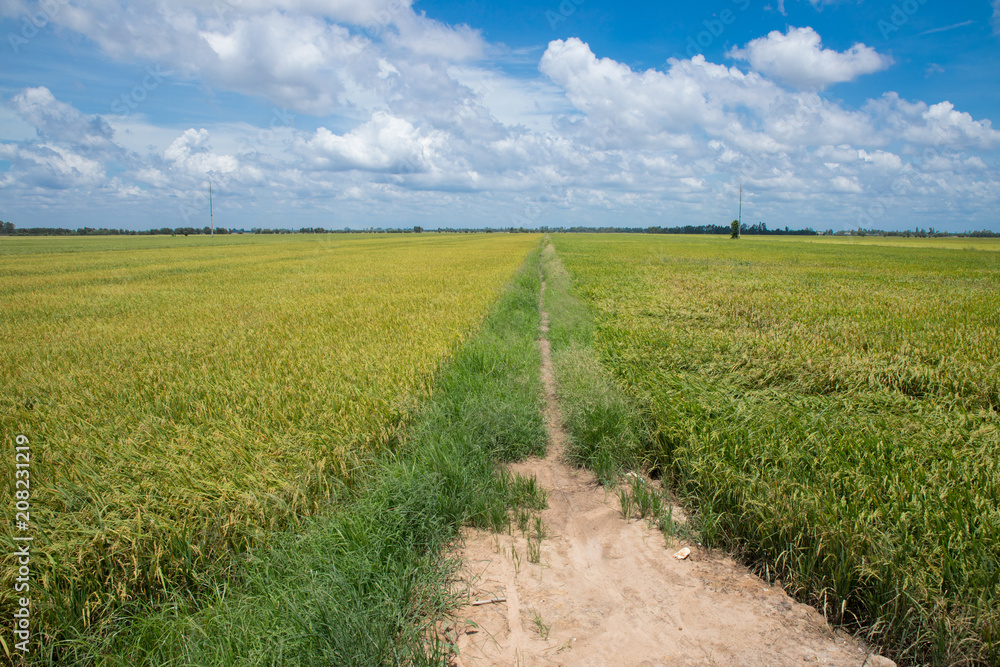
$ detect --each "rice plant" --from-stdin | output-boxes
[0,233,541,658]
[551,233,1000,665]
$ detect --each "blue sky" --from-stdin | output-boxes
[1,0,998,231]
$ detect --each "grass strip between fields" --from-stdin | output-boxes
[53,247,548,667]
[539,242,643,483]
[540,242,703,546]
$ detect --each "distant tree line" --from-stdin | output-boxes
[1,220,998,238]
[0,224,235,236]
[846,226,1000,238]
[550,223,821,235]
[738,222,818,235]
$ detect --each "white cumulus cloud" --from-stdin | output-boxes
[10,87,115,148]
[728,27,892,90]
[0,142,106,190]
[1,23,998,232]
[164,128,240,176]
[297,112,442,173]
[48,0,485,116]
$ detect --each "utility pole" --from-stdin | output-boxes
[209,179,214,237]
[738,183,742,237]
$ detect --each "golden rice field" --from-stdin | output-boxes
[0,233,540,648]
[5,231,999,665]
[552,234,1000,664]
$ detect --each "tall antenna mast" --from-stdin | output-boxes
[209,178,214,237]
[738,183,742,228]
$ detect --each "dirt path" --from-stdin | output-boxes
[449,277,894,667]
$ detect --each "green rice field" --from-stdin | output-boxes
[551,233,1000,665]
[3,232,998,665]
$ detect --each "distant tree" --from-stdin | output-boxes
[1,221,14,235]
[413,225,423,233]
[730,219,740,239]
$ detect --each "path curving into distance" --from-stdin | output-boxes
[450,269,895,667]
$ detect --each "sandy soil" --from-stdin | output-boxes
[447,280,894,667]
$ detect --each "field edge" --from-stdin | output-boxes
[48,244,548,666]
